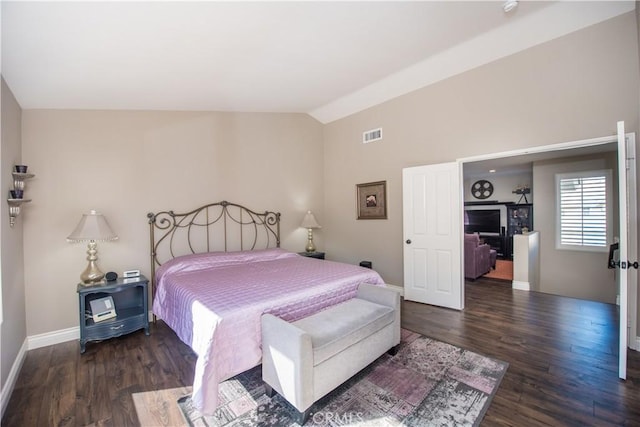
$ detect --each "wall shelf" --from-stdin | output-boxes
[7,199,32,227]
[7,168,34,227]
[12,172,35,190]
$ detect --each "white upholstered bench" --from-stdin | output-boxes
[261,284,401,424]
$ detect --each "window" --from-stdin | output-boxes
[556,170,612,252]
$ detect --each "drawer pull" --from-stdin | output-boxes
[110,324,124,331]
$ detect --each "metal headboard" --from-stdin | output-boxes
[147,200,281,301]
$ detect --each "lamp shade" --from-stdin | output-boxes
[301,210,321,229]
[67,210,118,242]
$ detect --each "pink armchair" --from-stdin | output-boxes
[464,234,493,280]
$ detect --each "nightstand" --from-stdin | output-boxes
[77,275,150,353]
[298,251,325,260]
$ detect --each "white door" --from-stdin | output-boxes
[402,163,463,309]
[617,121,629,380]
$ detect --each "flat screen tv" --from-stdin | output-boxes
[465,209,501,234]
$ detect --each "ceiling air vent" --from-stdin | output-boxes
[362,128,382,144]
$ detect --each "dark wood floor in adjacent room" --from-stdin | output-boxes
[3,279,639,426]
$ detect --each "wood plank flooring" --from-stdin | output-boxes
[404,279,640,426]
[2,278,639,426]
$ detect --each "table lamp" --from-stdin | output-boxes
[301,210,321,253]
[67,210,118,285]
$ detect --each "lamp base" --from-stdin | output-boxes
[78,279,106,287]
[80,261,105,284]
[305,228,316,253]
[79,241,105,285]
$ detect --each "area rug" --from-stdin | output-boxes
[483,259,513,281]
[177,329,508,426]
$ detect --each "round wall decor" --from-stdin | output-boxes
[471,180,494,199]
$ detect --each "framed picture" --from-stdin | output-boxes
[356,181,387,220]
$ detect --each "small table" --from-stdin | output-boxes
[298,251,325,260]
[77,275,149,353]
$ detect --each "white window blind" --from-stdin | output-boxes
[556,170,611,251]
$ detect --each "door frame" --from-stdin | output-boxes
[458,132,638,351]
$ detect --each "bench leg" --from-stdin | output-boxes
[264,383,276,398]
[265,384,310,425]
[295,408,312,425]
[387,344,400,356]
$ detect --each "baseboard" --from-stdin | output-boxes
[2,314,158,414]
[27,326,79,350]
[512,280,530,291]
[384,283,404,296]
[25,310,155,350]
[0,338,27,418]
[2,326,80,418]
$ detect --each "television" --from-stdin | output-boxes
[465,209,501,234]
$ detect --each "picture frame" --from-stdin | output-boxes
[356,181,387,220]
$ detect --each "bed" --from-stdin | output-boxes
[147,201,384,414]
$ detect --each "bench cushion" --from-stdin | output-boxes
[292,298,394,365]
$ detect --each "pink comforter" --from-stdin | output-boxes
[152,248,384,414]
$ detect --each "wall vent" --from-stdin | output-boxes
[362,128,382,144]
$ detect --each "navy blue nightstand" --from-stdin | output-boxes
[77,275,149,353]
[298,251,325,260]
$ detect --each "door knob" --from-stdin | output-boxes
[406,239,412,244]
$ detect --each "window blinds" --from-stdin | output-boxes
[559,175,607,247]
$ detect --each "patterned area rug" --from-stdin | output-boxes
[177,329,508,426]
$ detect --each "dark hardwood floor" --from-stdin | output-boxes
[405,279,640,426]
[3,279,639,426]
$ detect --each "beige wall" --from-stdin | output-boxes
[533,153,618,303]
[5,10,640,342]
[323,8,640,318]
[1,78,26,390]
[21,111,324,335]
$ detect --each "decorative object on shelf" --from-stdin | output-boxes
[7,165,35,227]
[356,181,387,219]
[300,210,321,253]
[512,185,530,204]
[67,210,118,285]
[471,179,494,199]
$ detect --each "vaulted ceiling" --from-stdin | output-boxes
[1,1,634,123]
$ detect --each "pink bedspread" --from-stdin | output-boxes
[152,248,384,414]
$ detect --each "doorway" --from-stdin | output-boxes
[458,133,637,355]
[462,143,615,296]
[403,131,637,352]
